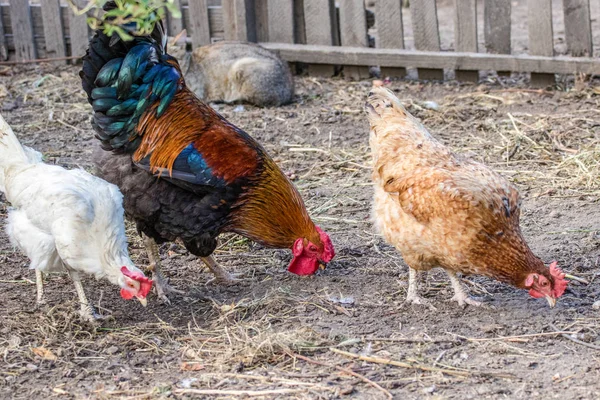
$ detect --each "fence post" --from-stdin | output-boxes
[303,0,336,77]
[411,0,443,80]
[375,0,405,79]
[41,0,67,63]
[563,0,592,57]
[0,5,7,60]
[10,0,37,61]
[484,0,511,76]
[338,0,369,80]
[267,0,294,43]
[454,0,478,82]
[528,0,555,87]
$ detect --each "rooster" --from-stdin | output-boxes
[0,114,152,322]
[366,86,567,307]
[80,4,335,301]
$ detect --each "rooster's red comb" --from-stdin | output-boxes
[121,266,153,298]
[549,261,567,298]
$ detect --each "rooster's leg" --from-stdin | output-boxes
[35,269,46,305]
[142,234,183,304]
[446,270,482,307]
[405,268,436,309]
[201,255,238,285]
[69,271,101,322]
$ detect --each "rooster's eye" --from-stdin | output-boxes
[542,281,549,286]
[309,245,317,252]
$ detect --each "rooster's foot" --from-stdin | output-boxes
[152,267,184,305]
[79,305,107,324]
[205,272,242,286]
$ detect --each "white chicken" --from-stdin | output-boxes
[0,114,152,322]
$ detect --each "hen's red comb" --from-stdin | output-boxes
[121,266,153,297]
[549,261,567,298]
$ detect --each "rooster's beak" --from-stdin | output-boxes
[137,296,148,307]
[319,262,326,270]
[545,295,556,308]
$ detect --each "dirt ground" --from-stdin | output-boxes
[0,63,599,400]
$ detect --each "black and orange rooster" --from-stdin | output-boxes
[80,4,334,302]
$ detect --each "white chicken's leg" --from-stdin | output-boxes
[142,234,182,304]
[35,269,46,305]
[68,272,98,322]
[405,267,436,308]
[446,270,482,307]
[201,255,238,285]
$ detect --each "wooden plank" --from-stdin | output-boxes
[0,3,7,60]
[338,0,369,80]
[410,0,442,80]
[528,0,555,87]
[188,0,211,48]
[303,0,335,77]
[294,0,306,44]
[68,0,89,61]
[41,0,66,62]
[167,0,184,36]
[563,0,592,57]
[10,0,36,61]
[454,0,478,82]
[267,0,293,43]
[253,0,268,42]
[261,43,600,75]
[376,0,405,79]
[484,0,510,76]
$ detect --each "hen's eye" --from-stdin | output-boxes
[128,282,135,288]
[309,245,317,252]
[542,281,549,286]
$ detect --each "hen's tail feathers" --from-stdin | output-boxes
[80,2,180,153]
[0,113,42,192]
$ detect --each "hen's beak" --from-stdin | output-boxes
[319,262,326,270]
[136,296,148,307]
[545,295,556,308]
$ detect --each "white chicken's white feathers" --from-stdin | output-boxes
[0,113,142,287]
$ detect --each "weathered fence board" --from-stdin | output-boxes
[40,0,65,62]
[338,0,369,79]
[410,0,443,80]
[484,0,510,76]
[222,0,249,41]
[10,0,36,61]
[293,0,306,44]
[68,0,89,61]
[267,0,293,43]
[262,43,600,75]
[188,0,211,48]
[563,0,592,57]
[454,0,478,82]
[0,4,7,60]
[167,0,183,36]
[528,0,555,86]
[375,0,405,79]
[303,0,336,76]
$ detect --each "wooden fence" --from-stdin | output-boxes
[3,0,600,85]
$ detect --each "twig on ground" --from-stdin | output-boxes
[174,388,308,396]
[550,324,600,351]
[288,352,393,399]
[452,331,576,343]
[364,337,462,344]
[329,348,515,379]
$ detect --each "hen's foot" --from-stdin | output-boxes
[450,292,483,308]
[405,293,438,311]
[78,304,107,324]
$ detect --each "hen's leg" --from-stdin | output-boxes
[35,269,46,305]
[201,255,238,285]
[68,272,100,322]
[446,270,482,307]
[142,234,182,304]
[405,268,436,309]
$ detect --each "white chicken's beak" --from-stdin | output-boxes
[545,295,556,308]
[136,296,148,307]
